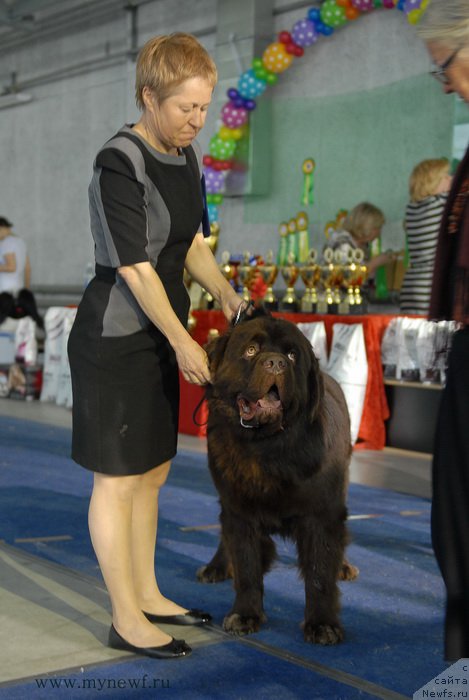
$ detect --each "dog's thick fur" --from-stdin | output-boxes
[197,308,357,644]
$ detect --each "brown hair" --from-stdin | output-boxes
[135,33,218,109]
[343,202,385,243]
[409,158,450,202]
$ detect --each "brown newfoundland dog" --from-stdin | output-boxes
[197,307,357,644]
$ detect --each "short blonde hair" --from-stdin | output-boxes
[416,0,469,51]
[343,202,385,243]
[409,158,450,202]
[135,33,218,109]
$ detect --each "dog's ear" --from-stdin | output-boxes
[308,353,324,421]
[205,330,231,375]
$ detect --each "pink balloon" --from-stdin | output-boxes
[351,0,374,10]
[221,102,249,128]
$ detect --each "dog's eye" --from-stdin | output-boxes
[244,343,259,358]
[287,350,296,363]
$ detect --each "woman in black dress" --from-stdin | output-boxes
[68,33,242,659]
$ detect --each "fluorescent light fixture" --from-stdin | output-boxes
[0,91,33,109]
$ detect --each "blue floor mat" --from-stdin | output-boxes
[0,416,449,698]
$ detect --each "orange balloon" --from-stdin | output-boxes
[262,42,293,74]
[336,0,351,6]
[345,6,360,19]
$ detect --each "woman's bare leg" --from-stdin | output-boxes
[131,461,188,615]
[88,470,172,647]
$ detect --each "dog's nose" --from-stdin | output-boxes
[263,355,287,374]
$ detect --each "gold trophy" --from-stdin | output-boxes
[238,251,257,303]
[300,248,319,313]
[331,249,345,308]
[317,247,336,314]
[280,252,299,312]
[352,248,368,313]
[338,248,355,315]
[258,249,278,310]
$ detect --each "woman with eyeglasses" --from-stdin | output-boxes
[417,0,469,662]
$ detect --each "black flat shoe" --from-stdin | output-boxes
[108,625,191,659]
[143,609,212,626]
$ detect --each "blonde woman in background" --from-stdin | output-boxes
[400,158,452,314]
[326,202,395,275]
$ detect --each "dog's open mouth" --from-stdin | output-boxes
[236,386,283,427]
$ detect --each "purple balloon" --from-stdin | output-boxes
[403,0,423,11]
[227,88,239,100]
[204,167,225,194]
[292,18,318,48]
[244,99,256,111]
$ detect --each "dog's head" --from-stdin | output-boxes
[206,308,323,436]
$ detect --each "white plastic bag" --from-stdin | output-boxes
[40,307,68,403]
[296,321,328,370]
[381,317,401,379]
[396,317,426,382]
[14,317,37,365]
[56,308,77,408]
[327,323,368,445]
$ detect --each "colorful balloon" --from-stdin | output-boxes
[238,69,267,99]
[291,18,319,47]
[351,0,374,10]
[209,135,237,160]
[262,42,294,73]
[278,31,292,44]
[204,167,225,194]
[321,0,348,28]
[307,8,321,21]
[346,6,361,18]
[403,0,422,11]
[207,203,219,222]
[221,102,249,128]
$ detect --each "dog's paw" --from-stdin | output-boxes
[338,560,359,581]
[196,564,230,583]
[303,622,344,645]
[223,612,265,636]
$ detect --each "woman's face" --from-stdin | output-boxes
[427,42,469,103]
[145,76,213,151]
[435,171,452,195]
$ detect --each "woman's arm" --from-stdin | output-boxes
[118,261,211,385]
[24,255,31,288]
[185,232,242,320]
[0,252,16,273]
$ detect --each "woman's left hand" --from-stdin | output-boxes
[221,294,248,323]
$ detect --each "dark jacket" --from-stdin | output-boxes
[429,145,469,326]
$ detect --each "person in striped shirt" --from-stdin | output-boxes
[399,158,452,314]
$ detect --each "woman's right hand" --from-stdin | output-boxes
[174,337,211,385]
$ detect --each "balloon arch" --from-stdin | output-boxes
[203,0,429,224]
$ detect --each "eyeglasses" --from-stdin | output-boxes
[431,48,460,85]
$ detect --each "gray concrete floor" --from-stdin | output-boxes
[0,397,431,499]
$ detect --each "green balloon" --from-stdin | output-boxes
[265,72,278,85]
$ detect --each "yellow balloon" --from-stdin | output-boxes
[219,126,233,140]
[407,9,421,24]
[231,128,243,140]
[262,42,293,75]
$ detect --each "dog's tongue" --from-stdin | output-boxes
[257,390,282,410]
[237,390,282,421]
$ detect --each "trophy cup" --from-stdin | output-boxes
[331,249,345,309]
[352,249,368,313]
[238,251,257,303]
[316,247,337,314]
[280,252,299,312]
[300,248,319,313]
[258,250,278,311]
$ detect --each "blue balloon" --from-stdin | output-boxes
[244,99,256,111]
[237,69,267,99]
[322,24,334,36]
[207,203,219,222]
[307,8,320,21]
